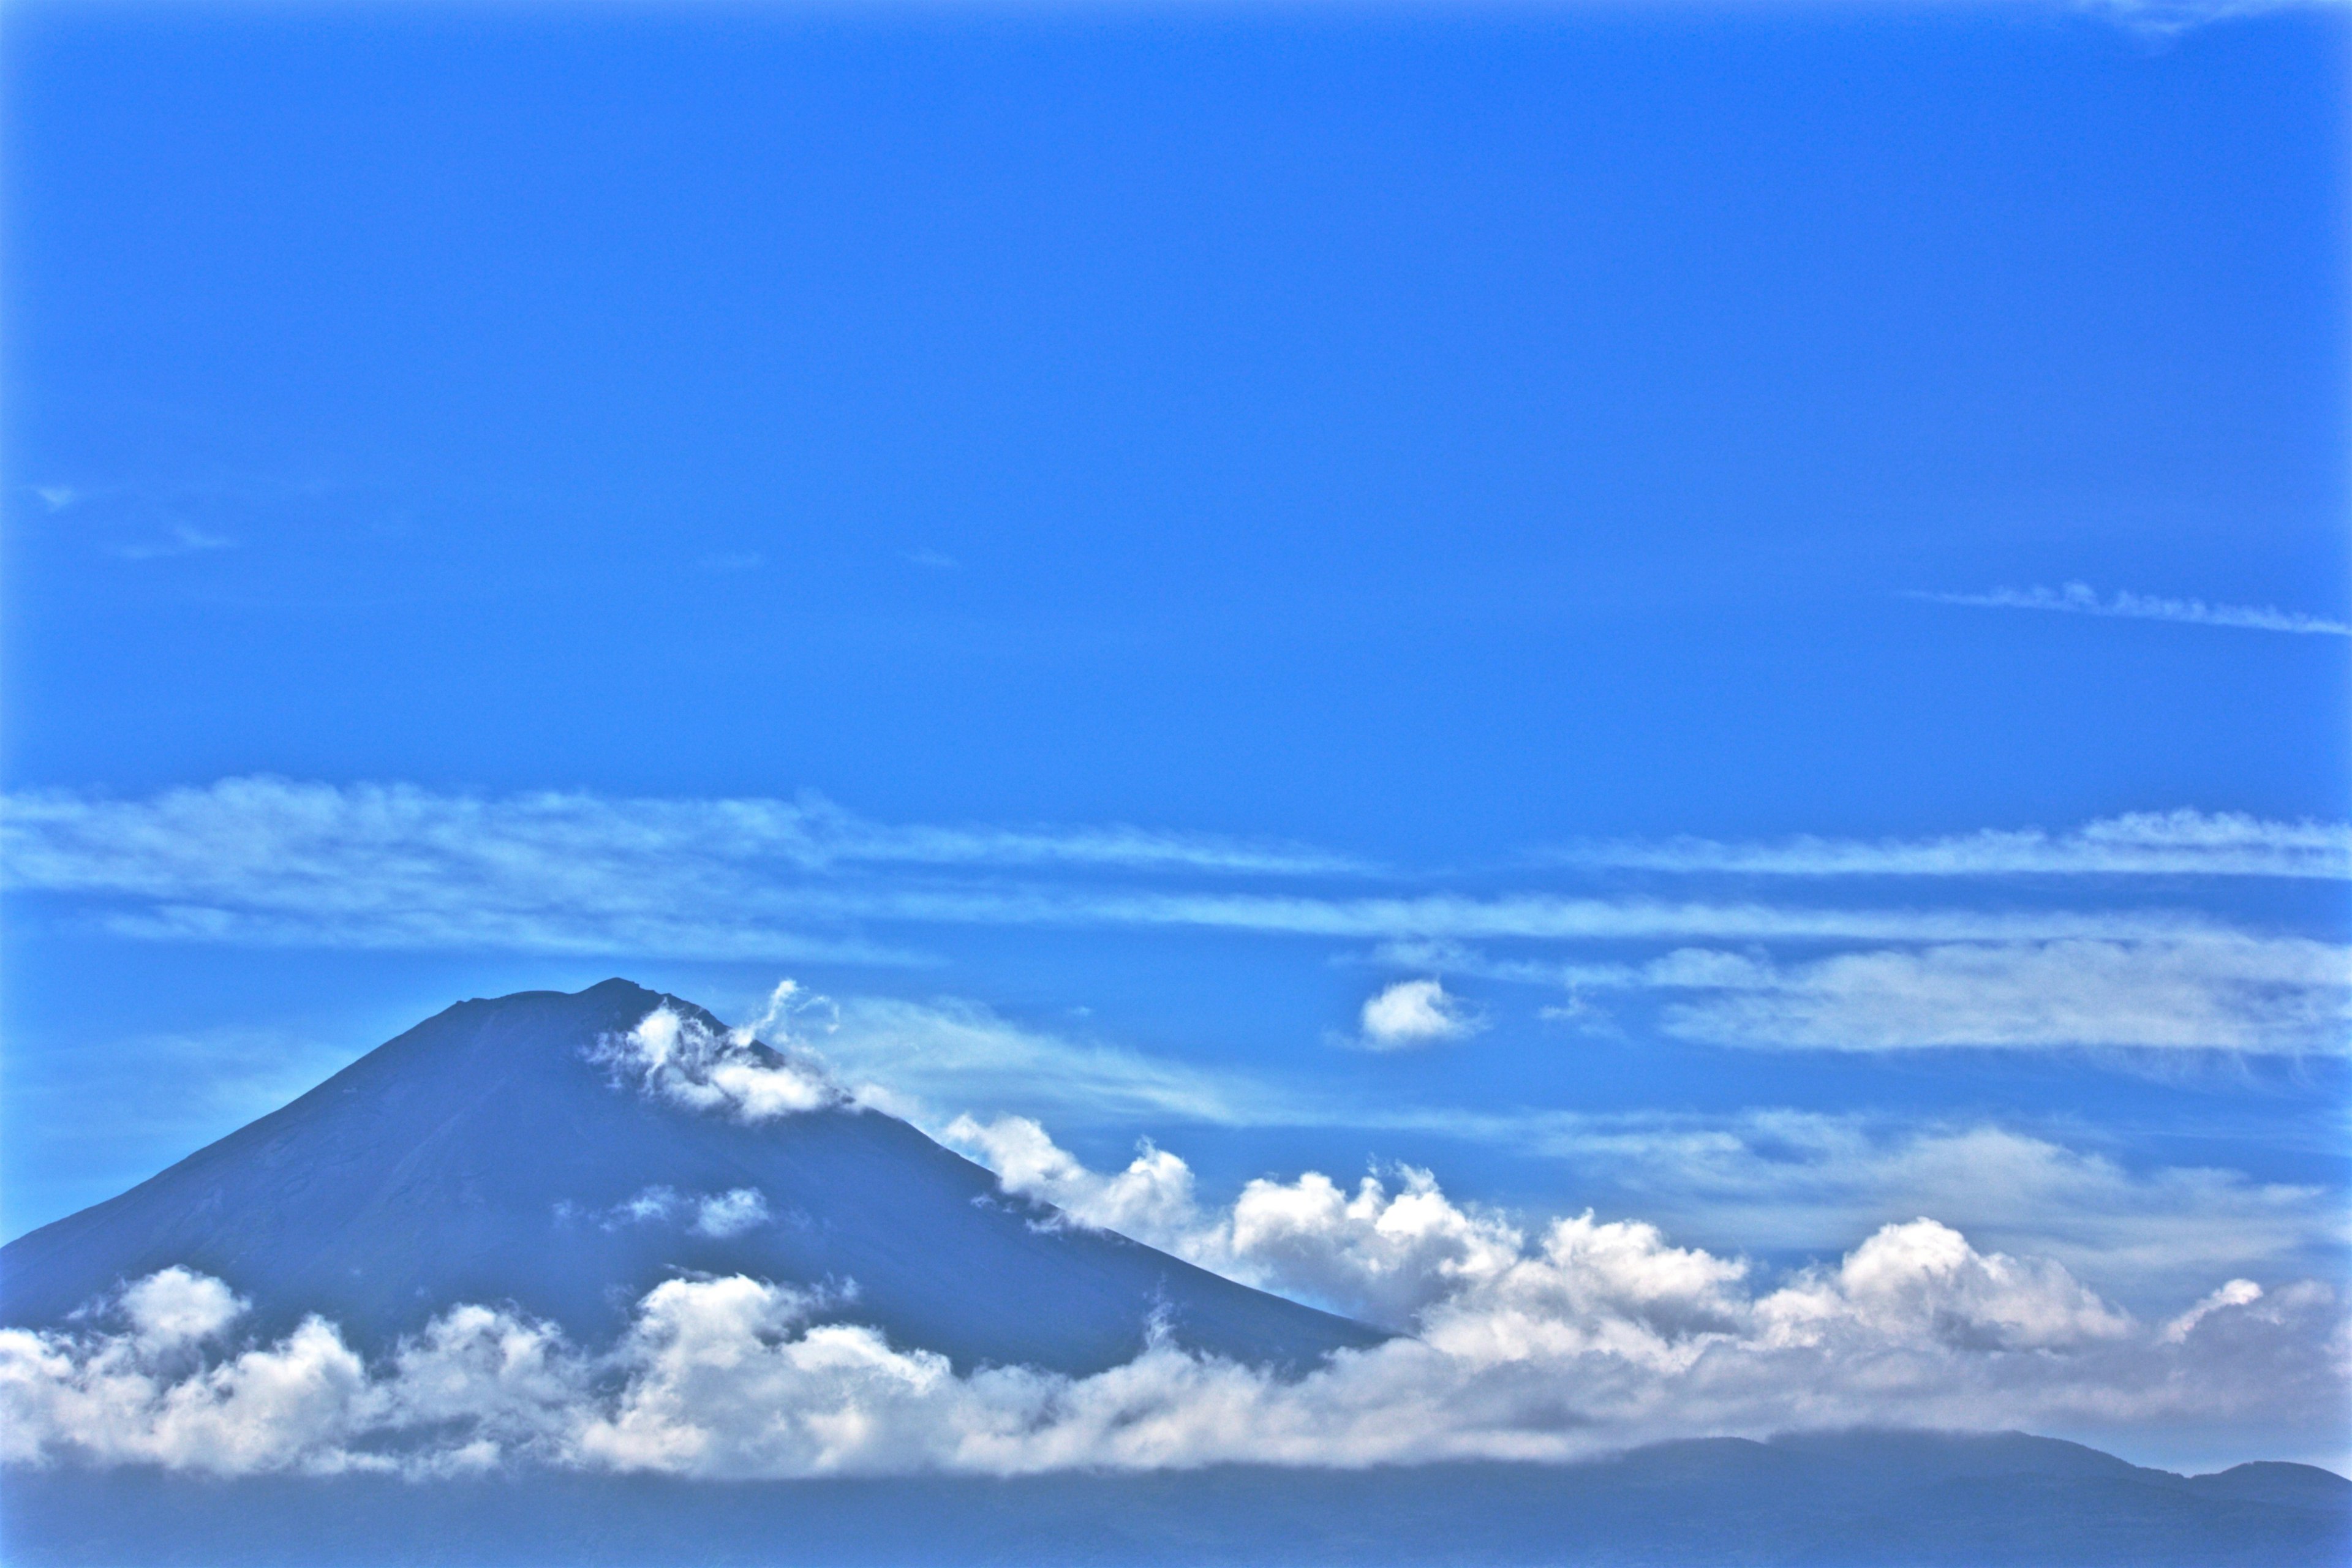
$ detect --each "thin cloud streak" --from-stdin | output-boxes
[1913,582,2352,637]
[1380,937,2352,1055]
[0,777,1370,886]
[1545,810,2352,880]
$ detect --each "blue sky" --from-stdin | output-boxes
[2,0,2347,1469]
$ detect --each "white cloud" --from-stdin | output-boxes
[1355,979,1482,1050]
[585,1185,772,1240]
[109,524,235,561]
[690,1189,771,1239]
[1376,935,2350,1057]
[590,996,842,1123]
[1914,582,2352,637]
[6,1080,2343,1479]
[820,997,1290,1129]
[2,777,2278,965]
[608,1187,683,1226]
[7,1210,2340,1477]
[1645,938,2351,1054]
[2073,0,2346,38]
[2162,1279,2265,1345]
[116,1268,247,1354]
[1483,1114,2344,1310]
[1546,810,2352,880]
[744,985,2345,1310]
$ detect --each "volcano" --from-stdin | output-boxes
[0,979,1381,1373]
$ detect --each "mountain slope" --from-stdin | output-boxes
[0,979,1382,1374]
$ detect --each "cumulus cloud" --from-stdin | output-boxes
[1355,979,1482,1050]
[4,1111,2343,1478]
[1545,810,2352,881]
[1913,582,2352,637]
[745,984,2345,1310]
[116,1268,247,1353]
[7,1208,2341,1478]
[1472,1114,2343,1311]
[590,992,842,1121]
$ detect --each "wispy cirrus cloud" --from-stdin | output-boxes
[1544,810,2352,880]
[1912,582,2352,637]
[3,778,2267,962]
[1645,939,2352,1055]
[0,776,1366,882]
[107,523,236,561]
[1385,936,2352,1055]
[2073,0,2348,37]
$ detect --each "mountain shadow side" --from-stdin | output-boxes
[0,978,1382,1373]
[4,1431,2346,1568]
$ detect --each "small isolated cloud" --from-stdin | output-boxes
[115,1267,247,1353]
[1913,582,2351,637]
[590,993,843,1122]
[690,1189,772,1239]
[1356,979,1482,1050]
[33,485,78,511]
[609,1186,682,1226]
[587,1185,772,1239]
[900,548,959,571]
[109,524,235,561]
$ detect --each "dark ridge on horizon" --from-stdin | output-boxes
[5,1431,2346,1567]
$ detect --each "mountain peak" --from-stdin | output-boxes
[1,983,1382,1376]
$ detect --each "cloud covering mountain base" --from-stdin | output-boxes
[5,1199,2339,1479]
[4,987,2344,1481]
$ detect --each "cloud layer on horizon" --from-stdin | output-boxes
[4,1202,2339,1480]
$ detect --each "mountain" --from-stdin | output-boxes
[3,982,2345,1564]
[5,1431,2346,1567]
[0,978,1381,1373]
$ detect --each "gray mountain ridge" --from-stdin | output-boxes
[5,1431,2347,1567]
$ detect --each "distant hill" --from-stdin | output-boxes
[0,978,1380,1374]
[5,1430,2346,1567]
